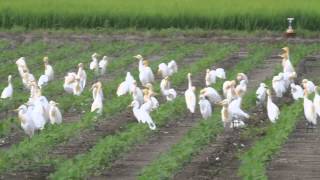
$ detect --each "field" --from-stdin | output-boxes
[0,1,320,179]
[1,0,320,30]
[0,30,319,180]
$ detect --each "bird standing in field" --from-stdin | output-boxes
[1,75,13,99]
[117,72,135,96]
[15,105,35,137]
[99,56,109,75]
[205,69,217,86]
[199,87,221,105]
[290,83,304,100]
[215,68,226,79]
[63,72,77,94]
[280,47,295,73]
[134,54,145,72]
[89,53,99,75]
[130,81,144,106]
[198,95,212,119]
[302,79,316,94]
[313,86,320,118]
[185,73,196,118]
[139,60,155,86]
[266,89,280,123]
[38,57,54,88]
[303,89,317,129]
[130,100,156,130]
[16,57,29,78]
[272,73,286,97]
[44,56,54,81]
[157,60,178,78]
[256,83,267,105]
[160,76,177,101]
[91,81,104,114]
[49,101,63,124]
[77,63,87,90]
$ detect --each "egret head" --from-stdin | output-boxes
[43,56,49,64]
[78,63,84,68]
[134,54,143,60]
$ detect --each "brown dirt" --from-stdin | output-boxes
[173,50,284,180]
[267,56,320,180]
[89,47,248,179]
[1,32,320,45]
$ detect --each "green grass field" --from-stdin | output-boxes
[0,0,319,30]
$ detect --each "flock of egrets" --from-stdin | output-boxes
[0,46,318,138]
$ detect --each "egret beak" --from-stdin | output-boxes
[14,108,19,112]
[157,69,161,75]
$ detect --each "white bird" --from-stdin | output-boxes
[228,97,249,120]
[313,86,320,118]
[157,60,178,78]
[237,73,248,84]
[29,99,47,130]
[1,75,13,99]
[77,63,87,90]
[15,105,35,137]
[200,87,221,104]
[224,80,237,100]
[304,89,317,127]
[89,53,99,74]
[290,83,304,100]
[134,54,145,72]
[281,47,295,73]
[219,98,247,128]
[130,100,156,130]
[215,68,226,79]
[220,99,231,128]
[117,72,135,96]
[160,76,177,101]
[302,79,316,94]
[272,73,286,97]
[130,81,144,106]
[185,73,196,116]
[49,101,62,124]
[73,76,83,96]
[91,82,104,114]
[139,60,154,86]
[235,80,247,97]
[43,57,54,81]
[266,89,280,123]
[99,56,109,75]
[37,74,49,89]
[143,84,159,111]
[205,69,217,86]
[283,71,296,89]
[16,57,29,78]
[198,95,212,119]
[256,83,267,105]
[21,71,36,90]
[63,72,77,94]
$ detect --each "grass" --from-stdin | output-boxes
[49,44,239,179]
[238,102,303,180]
[0,0,319,30]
